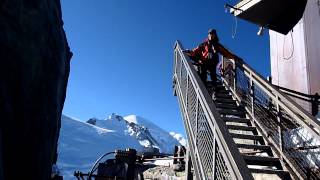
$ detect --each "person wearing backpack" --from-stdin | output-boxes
[184,29,241,88]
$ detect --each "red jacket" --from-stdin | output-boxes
[188,39,237,64]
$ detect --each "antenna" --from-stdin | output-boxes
[257,26,264,36]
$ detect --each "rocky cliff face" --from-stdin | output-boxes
[0,1,72,179]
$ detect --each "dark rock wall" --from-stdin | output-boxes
[0,0,72,179]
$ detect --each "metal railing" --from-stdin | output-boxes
[273,85,320,117]
[173,41,254,180]
[222,57,320,179]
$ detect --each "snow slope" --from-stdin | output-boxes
[57,114,182,179]
[123,115,183,153]
[170,132,187,146]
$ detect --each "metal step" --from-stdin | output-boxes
[227,125,256,131]
[242,155,280,166]
[216,88,229,93]
[215,93,232,99]
[216,84,225,89]
[215,101,237,107]
[218,109,245,116]
[222,117,250,123]
[249,168,290,179]
[215,98,236,104]
[215,103,238,109]
[230,133,263,141]
[237,144,271,151]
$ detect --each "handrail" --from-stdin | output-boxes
[227,58,320,138]
[222,57,320,179]
[275,85,315,99]
[273,85,319,116]
[173,40,254,180]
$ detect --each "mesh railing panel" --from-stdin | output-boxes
[197,104,214,179]
[187,77,198,135]
[181,62,188,99]
[222,57,320,179]
[215,144,232,180]
[176,51,182,82]
[235,67,251,110]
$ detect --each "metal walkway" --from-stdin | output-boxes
[173,41,320,179]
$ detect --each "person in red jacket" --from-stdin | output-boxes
[184,29,241,87]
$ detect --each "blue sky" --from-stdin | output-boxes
[61,0,270,135]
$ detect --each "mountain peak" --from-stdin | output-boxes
[123,114,140,124]
[107,113,124,121]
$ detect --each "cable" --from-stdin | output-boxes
[224,2,239,39]
[282,30,294,60]
[88,152,115,180]
[232,16,238,39]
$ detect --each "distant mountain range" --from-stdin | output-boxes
[57,114,186,179]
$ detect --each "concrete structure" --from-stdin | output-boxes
[270,0,320,95]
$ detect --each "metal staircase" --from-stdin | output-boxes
[173,41,320,179]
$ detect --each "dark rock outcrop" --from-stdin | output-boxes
[87,118,97,125]
[0,1,72,179]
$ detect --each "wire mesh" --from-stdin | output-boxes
[214,144,232,180]
[235,66,251,110]
[222,57,320,179]
[197,104,214,179]
[181,61,188,99]
[187,77,198,136]
[255,84,320,179]
[176,50,182,82]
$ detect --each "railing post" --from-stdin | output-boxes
[276,95,284,159]
[212,131,217,179]
[233,60,237,93]
[311,93,319,116]
[267,76,272,84]
[185,146,193,180]
[195,98,198,145]
[250,72,255,117]
[174,50,177,75]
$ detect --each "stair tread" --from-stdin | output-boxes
[249,168,289,175]
[215,98,236,103]
[230,133,263,140]
[216,103,238,109]
[249,168,290,179]
[218,109,245,116]
[215,93,232,98]
[227,125,256,131]
[243,155,280,166]
[243,155,279,162]
[237,144,271,150]
[222,117,250,123]
[215,89,230,94]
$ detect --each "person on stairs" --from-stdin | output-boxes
[183,28,242,89]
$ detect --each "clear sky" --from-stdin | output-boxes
[61,0,270,135]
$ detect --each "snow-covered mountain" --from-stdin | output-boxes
[57,114,184,179]
[170,132,187,146]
